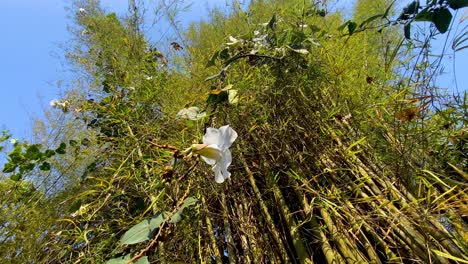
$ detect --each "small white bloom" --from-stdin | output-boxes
[176,107,206,121]
[145,75,153,80]
[50,99,59,107]
[192,125,238,183]
[226,36,244,46]
[78,8,86,13]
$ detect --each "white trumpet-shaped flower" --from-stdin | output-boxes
[50,99,60,107]
[192,125,238,183]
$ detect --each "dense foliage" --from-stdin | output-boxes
[1,0,467,263]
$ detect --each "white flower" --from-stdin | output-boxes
[50,99,60,107]
[78,8,86,13]
[176,107,206,121]
[192,125,238,183]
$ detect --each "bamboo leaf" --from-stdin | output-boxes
[432,250,468,263]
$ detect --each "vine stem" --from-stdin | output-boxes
[127,180,193,263]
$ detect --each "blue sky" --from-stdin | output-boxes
[0,0,218,140]
[0,0,466,141]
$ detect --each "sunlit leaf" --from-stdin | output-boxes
[170,197,198,223]
[432,250,468,263]
[106,254,131,264]
[134,256,149,264]
[120,214,165,245]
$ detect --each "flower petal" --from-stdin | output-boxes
[203,127,220,145]
[197,144,221,165]
[212,164,225,183]
[221,149,232,181]
[218,125,238,149]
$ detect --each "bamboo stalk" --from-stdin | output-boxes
[236,196,254,263]
[319,206,368,263]
[270,179,311,263]
[201,196,222,264]
[221,192,236,264]
[291,180,345,264]
[238,149,290,263]
[342,199,401,263]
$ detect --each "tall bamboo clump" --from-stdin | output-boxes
[32,0,467,263]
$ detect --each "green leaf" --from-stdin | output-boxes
[25,144,42,160]
[359,14,383,28]
[44,149,56,158]
[404,23,411,39]
[347,21,357,35]
[55,142,67,155]
[134,256,149,264]
[39,162,51,171]
[19,163,35,174]
[448,0,468,10]
[219,48,230,60]
[206,50,219,68]
[432,8,452,33]
[383,0,397,19]
[267,14,276,30]
[106,254,131,264]
[69,140,78,146]
[415,7,434,22]
[309,25,321,33]
[10,174,21,181]
[338,20,351,31]
[2,162,18,173]
[432,249,468,263]
[170,197,198,223]
[398,1,420,20]
[120,214,165,245]
[207,91,229,105]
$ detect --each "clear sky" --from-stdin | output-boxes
[0,0,466,141]
[0,0,219,140]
